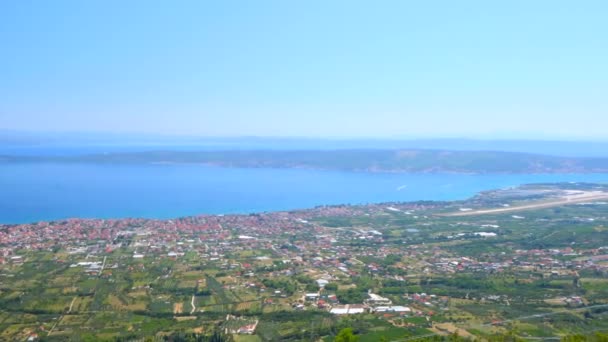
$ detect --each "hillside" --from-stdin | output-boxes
[4,149,608,174]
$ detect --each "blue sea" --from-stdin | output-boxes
[2,162,608,224]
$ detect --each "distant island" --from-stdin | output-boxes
[4,149,608,174]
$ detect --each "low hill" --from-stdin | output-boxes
[4,149,608,174]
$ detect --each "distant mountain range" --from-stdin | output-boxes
[3,131,608,157]
[4,149,608,174]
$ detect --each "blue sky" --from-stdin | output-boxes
[1,0,607,139]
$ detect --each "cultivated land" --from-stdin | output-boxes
[1,182,608,341]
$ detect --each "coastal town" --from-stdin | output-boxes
[4,0,608,340]
[1,183,608,341]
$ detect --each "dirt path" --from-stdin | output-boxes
[67,296,77,313]
[442,192,608,217]
[99,255,107,277]
[190,295,196,314]
[47,316,63,336]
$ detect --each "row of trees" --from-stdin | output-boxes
[333,328,608,342]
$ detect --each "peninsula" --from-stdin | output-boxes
[5,149,608,174]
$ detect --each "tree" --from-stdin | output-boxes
[336,288,366,304]
[335,328,359,342]
[305,283,319,292]
[325,282,338,291]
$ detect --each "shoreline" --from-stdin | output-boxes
[3,182,608,226]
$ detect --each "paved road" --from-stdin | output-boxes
[442,192,608,217]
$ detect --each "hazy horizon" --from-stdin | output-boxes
[3,128,608,143]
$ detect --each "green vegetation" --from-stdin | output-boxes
[6,149,608,173]
[335,328,359,342]
[2,183,608,340]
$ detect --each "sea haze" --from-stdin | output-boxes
[2,162,608,224]
[4,135,608,157]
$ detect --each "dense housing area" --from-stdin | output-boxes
[1,183,608,341]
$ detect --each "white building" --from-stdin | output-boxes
[365,293,392,306]
[330,304,366,315]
